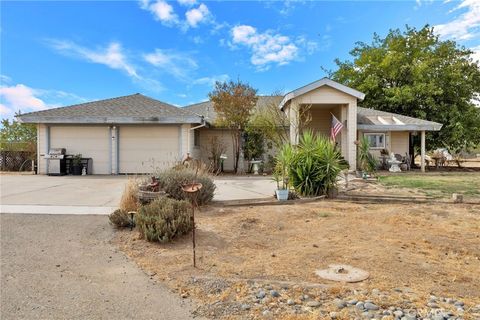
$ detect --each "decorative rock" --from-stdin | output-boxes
[372,289,381,295]
[262,310,271,316]
[303,294,309,300]
[287,299,295,305]
[329,311,338,319]
[270,290,280,297]
[401,315,416,320]
[241,304,251,310]
[454,300,464,307]
[306,301,321,308]
[355,302,365,310]
[334,299,347,309]
[393,310,404,317]
[364,302,379,311]
[347,299,358,305]
[427,302,439,308]
[257,290,266,299]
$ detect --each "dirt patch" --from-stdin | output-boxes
[114,201,480,319]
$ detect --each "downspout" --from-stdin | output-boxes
[109,126,112,175]
[116,126,120,174]
[189,117,207,131]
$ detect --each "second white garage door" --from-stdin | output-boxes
[119,125,179,174]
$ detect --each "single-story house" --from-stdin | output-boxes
[18,78,442,174]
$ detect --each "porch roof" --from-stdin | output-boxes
[357,107,442,131]
[278,78,366,110]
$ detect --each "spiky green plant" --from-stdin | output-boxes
[288,131,348,196]
[357,136,378,173]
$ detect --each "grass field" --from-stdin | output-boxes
[378,172,480,199]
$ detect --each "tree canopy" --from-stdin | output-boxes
[331,25,480,152]
[208,80,258,173]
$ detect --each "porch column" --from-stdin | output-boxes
[420,130,426,172]
[289,103,299,145]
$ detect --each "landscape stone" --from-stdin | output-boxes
[306,301,321,307]
[257,290,266,299]
[365,302,379,311]
[270,290,280,297]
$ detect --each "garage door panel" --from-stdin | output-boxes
[50,126,110,174]
[119,126,179,174]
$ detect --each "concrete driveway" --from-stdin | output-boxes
[0,174,276,214]
[1,213,194,319]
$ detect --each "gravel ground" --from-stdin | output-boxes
[0,213,195,320]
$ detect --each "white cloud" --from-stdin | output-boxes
[47,40,139,79]
[185,3,210,28]
[0,76,90,119]
[470,45,480,62]
[140,0,178,25]
[0,84,47,117]
[434,0,480,40]
[192,74,229,87]
[143,49,198,81]
[231,25,299,70]
[178,0,196,6]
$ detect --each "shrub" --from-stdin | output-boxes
[157,168,216,205]
[120,179,140,212]
[357,136,378,173]
[109,209,131,228]
[288,131,348,197]
[136,197,192,242]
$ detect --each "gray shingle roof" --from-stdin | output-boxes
[185,97,441,131]
[18,93,202,124]
[357,107,442,131]
[183,95,284,123]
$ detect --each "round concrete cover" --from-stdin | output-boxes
[315,264,369,283]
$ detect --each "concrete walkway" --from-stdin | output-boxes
[0,174,276,214]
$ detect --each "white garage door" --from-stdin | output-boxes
[50,126,110,174]
[119,125,179,174]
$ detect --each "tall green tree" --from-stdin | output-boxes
[208,80,258,173]
[331,25,480,152]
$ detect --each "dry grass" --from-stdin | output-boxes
[113,200,480,318]
[119,178,140,212]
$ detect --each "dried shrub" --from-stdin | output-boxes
[136,197,192,243]
[157,168,216,206]
[119,179,140,212]
[109,209,131,228]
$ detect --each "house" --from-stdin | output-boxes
[18,78,442,174]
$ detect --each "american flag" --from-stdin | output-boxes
[330,114,343,141]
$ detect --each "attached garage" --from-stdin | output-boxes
[50,125,110,174]
[118,125,180,174]
[19,94,203,175]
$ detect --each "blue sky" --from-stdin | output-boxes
[1,0,479,119]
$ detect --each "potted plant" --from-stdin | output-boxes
[71,154,83,175]
[273,144,292,201]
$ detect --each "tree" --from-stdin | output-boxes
[330,25,480,152]
[0,116,37,152]
[208,80,258,173]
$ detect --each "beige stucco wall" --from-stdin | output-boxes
[196,128,235,172]
[358,131,410,159]
[37,124,48,174]
[118,125,179,173]
[303,104,341,138]
[289,85,358,170]
[49,125,110,174]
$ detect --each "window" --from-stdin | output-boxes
[194,130,200,147]
[364,133,385,149]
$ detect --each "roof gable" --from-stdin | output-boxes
[278,78,365,110]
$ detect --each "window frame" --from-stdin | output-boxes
[364,132,386,150]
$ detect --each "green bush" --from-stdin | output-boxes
[357,136,378,173]
[157,168,216,205]
[136,197,192,243]
[109,209,131,228]
[288,131,348,197]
